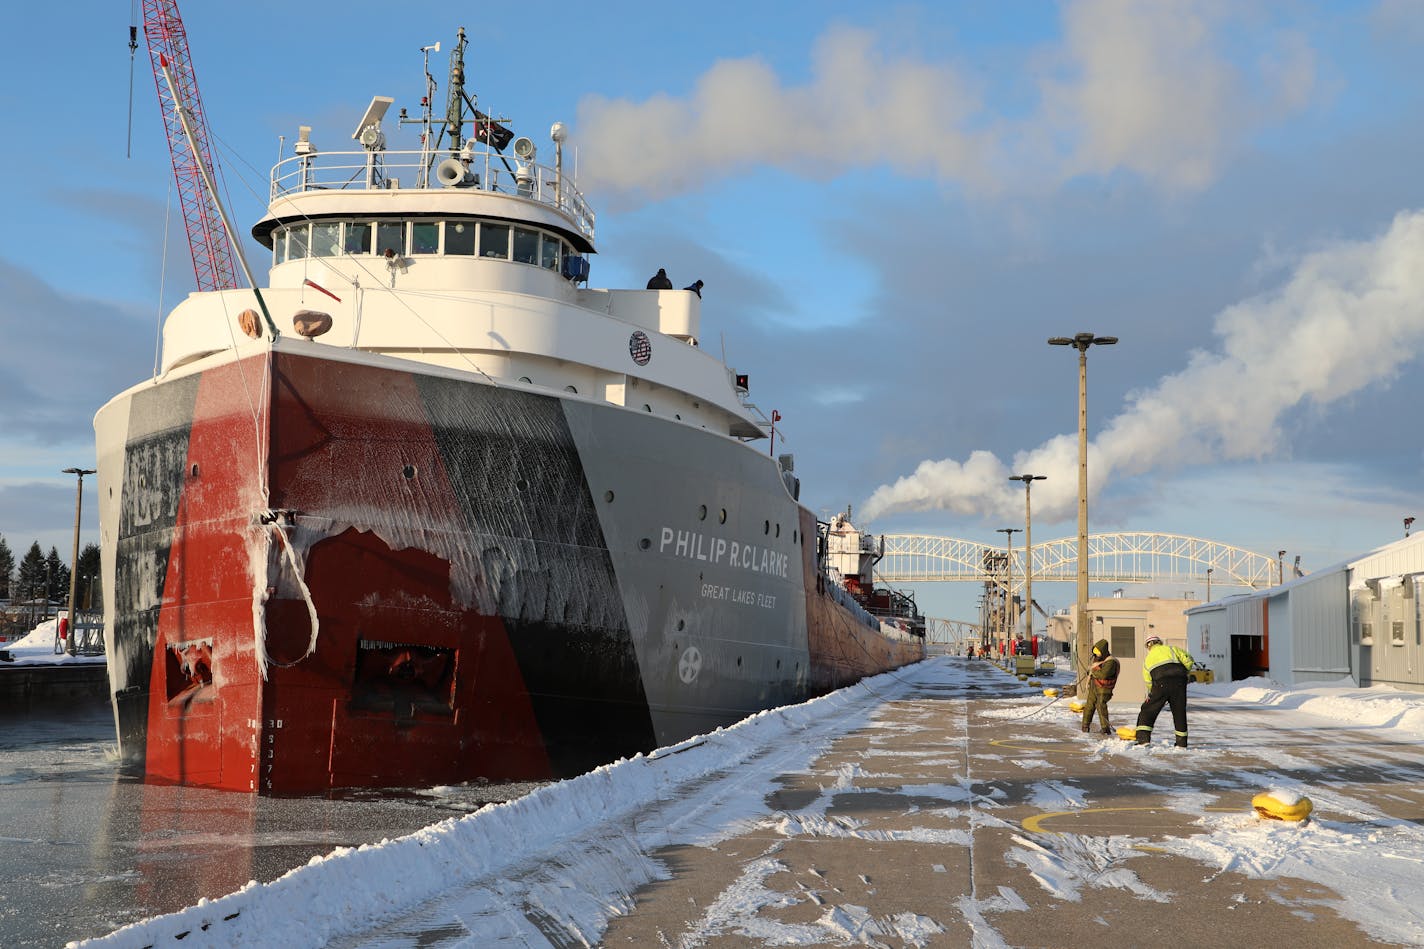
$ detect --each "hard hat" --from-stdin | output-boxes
[1145,635,1163,647]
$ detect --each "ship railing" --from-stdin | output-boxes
[269,147,596,240]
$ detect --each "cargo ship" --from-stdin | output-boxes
[95,28,924,794]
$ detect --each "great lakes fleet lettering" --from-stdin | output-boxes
[700,582,777,609]
[658,527,791,578]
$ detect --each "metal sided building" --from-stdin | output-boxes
[1349,533,1424,692]
[1186,532,1424,691]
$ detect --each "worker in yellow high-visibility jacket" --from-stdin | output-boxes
[1135,635,1197,748]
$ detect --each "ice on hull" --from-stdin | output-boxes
[98,347,920,794]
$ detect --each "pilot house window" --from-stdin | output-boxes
[287,223,310,261]
[272,218,573,268]
[513,227,539,264]
[411,222,440,255]
[311,222,342,258]
[445,221,475,255]
[480,223,510,259]
[541,234,560,270]
[345,222,372,255]
[376,222,404,257]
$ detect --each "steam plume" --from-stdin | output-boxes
[861,210,1424,523]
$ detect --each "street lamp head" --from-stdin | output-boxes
[1049,333,1117,352]
[1009,474,1046,484]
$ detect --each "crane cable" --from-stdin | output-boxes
[126,6,139,159]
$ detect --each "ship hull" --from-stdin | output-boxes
[96,345,923,794]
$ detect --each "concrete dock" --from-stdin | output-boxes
[588,658,1419,947]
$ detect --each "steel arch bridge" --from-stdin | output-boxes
[878,532,1281,589]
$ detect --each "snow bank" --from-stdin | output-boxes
[1198,676,1424,736]
[1,616,104,666]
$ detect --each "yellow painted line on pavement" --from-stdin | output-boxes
[1023,805,1240,835]
[988,738,1088,755]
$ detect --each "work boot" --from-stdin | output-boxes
[1101,727,1113,735]
[1175,738,1188,748]
[1080,723,1089,733]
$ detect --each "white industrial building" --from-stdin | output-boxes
[1186,533,1424,691]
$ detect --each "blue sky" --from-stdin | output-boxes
[2,1,1422,622]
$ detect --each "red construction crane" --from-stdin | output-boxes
[141,0,239,292]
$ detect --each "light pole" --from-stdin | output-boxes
[1048,332,1117,689]
[997,527,1020,651]
[1206,567,1213,602]
[1009,474,1046,647]
[62,467,95,656]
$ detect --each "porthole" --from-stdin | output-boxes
[736,656,742,667]
[515,479,529,493]
[698,504,707,521]
[775,523,780,538]
[518,376,533,384]
[793,530,798,543]
[190,463,200,478]
[719,508,727,524]
[676,619,685,631]
[643,404,652,413]
[565,385,578,393]
[776,659,781,669]
[402,464,416,480]
[675,413,682,420]
[604,490,615,503]
[763,520,770,535]
[639,537,651,550]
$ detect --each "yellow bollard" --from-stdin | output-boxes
[1252,791,1312,822]
[1043,687,1058,698]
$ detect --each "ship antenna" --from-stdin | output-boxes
[444,27,468,157]
[419,39,441,182]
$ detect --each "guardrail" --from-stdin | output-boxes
[270,147,596,240]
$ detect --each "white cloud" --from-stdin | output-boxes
[861,209,1424,523]
[573,25,990,203]
[1042,0,1242,188]
[570,1,1316,203]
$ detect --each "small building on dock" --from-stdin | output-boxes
[1048,594,1201,704]
[1185,532,1424,692]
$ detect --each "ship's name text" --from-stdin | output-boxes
[659,527,790,578]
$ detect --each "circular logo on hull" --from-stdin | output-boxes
[629,330,652,365]
[678,646,703,684]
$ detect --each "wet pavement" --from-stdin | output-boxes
[0,696,545,947]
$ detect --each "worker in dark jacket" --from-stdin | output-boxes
[1081,638,1120,734]
[1135,635,1197,748]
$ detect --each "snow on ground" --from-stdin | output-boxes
[1,617,104,665]
[73,662,1424,948]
